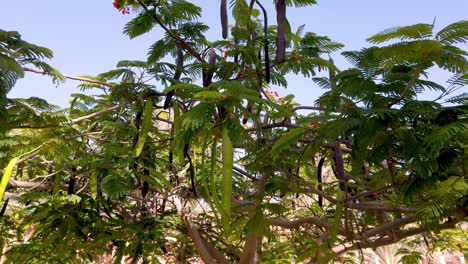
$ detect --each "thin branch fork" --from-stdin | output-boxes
[334,219,458,255]
[171,196,229,263]
[388,61,426,107]
[135,0,205,63]
[345,185,392,202]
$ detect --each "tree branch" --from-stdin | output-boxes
[245,122,301,132]
[335,219,458,255]
[347,203,418,213]
[361,216,417,238]
[388,62,426,107]
[71,104,125,123]
[267,217,333,230]
[238,233,261,264]
[22,67,113,88]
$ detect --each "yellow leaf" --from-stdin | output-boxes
[0,157,19,202]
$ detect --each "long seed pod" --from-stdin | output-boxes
[0,157,19,202]
[67,168,77,195]
[133,100,154,158]
[0,144,44,202]
[53,169,61,195]
[256,0,270,83]
[164,46,184,109]
[233,22,239,64]
[0,198,9,218]
[275,0,286,63]
[328,55,337,90]
[220,0,228,39]
[209,137,225,217]
[317,157,325,208]
[203,48,217,87]
[330,189,344,243]
[91,162,98,200]
[328,55,336,80]
[184,144,197,196]
[221,124,233,232]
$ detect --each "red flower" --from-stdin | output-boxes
[278,97,284,101]
[308,122,317,127]
[274,91,279,97]
[113,0,130,14]
[121,7,130,14]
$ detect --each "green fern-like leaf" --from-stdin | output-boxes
[123,10,156,39]
[367,23,434,44]
[424,121,468,156]
[417,176,468,226]
[101,174,129,200]
[445,93,468,104]
[435,20,468,44]
[272,127,307,158]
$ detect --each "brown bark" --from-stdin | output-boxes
[239,234,261,264]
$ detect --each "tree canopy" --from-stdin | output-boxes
[1,1,467,263]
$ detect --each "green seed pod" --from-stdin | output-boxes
[91,162,98,200]
[133,100,153,158]
[221,124,233,230]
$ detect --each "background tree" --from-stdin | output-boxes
[1,1,467,263]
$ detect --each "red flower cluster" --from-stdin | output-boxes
[113,0,130,14]
[265,89,285,102]
[265,89,280,98]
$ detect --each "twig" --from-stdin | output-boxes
[22,67,112,88]
[292,106,328,112]
[267,216,333,230]
[245,122,301,132]
[71,104,125,123]
[388,62,425,107]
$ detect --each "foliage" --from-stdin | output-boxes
[0,2,467,263]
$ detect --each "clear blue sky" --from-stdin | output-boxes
[1,0,467,106]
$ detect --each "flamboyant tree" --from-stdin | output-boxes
[1,1,467,263]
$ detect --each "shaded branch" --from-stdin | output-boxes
[347,203,418,213]
[267,217,333,230]
[361,216,417,238]
[245,122,301,132]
